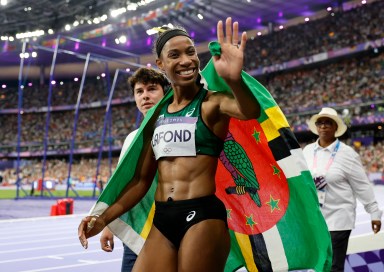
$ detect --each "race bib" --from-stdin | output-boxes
[152,117,197,160]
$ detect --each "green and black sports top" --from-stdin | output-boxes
[151,88,224,160]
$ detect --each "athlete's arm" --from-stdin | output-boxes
[78,140,157,245]
[101,141,157,224]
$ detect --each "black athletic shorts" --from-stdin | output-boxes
[153,194,228,248]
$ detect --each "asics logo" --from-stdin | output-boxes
[186,211,196,222]
[185,108,195,117]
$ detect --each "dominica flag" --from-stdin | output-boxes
[90,42,332,272]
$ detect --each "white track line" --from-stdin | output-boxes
[0,214,86,223]
[18,258,121,272]
[0,236,80,246]
[0,240,100,254]
[0,246,123,264]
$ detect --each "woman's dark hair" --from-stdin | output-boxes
[128,67,169,94]
[152,25,191,57]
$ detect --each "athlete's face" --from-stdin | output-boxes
[156,36,200,87]
[133,82,164,116]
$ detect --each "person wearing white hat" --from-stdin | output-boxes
[303,107,382,272]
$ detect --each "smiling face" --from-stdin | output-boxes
[155,36,200,88]
[133,82,164,116]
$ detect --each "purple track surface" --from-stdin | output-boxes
[0,198,122,272]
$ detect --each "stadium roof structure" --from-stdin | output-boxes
[0,0,342,67]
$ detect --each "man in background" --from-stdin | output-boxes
[303,107,382,272]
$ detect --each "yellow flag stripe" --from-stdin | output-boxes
[234,232,258,272]
[140,202,156,239]
[260,106,290,142]
[265,106,290,129]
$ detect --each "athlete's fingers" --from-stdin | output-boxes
[239,31,247,51]
[225,17,233,44]
[78,218,90,249]
[232,21,239,46]
[217,20,224,43]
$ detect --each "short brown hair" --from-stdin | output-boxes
[128,67,169,94]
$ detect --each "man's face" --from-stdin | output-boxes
[315,117,338,139]
[133,82,164,116]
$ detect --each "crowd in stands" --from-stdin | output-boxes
[1,139,382,187]
[357,141,384,176]
[0,76,132,110]
[0,104,137,151]
[245,0,383,70]
[198,0,384,70]
[1,51,382,151]
[1,156,119,187]
[264,52,384,115]
[0,0,383,185]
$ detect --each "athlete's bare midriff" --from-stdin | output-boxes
[155,155,218,201]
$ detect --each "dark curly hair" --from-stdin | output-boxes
[128,67,169,94]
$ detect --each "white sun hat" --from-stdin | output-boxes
[308,107,347,137]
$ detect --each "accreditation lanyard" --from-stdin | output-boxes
[313,139,340,175]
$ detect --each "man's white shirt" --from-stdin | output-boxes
[303,139,382,231]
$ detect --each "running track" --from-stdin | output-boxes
[0,214,123,272]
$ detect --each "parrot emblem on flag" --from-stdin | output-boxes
[219,131,261,207]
